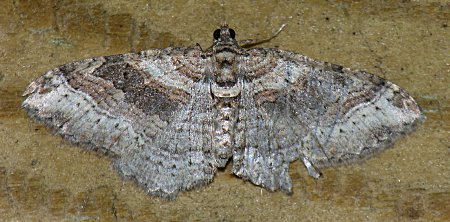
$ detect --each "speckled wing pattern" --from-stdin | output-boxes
[232,49,423,192]
[22,25,424,199]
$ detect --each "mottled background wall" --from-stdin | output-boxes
[0,0,448,221]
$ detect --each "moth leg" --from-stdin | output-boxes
[300,156,321,179]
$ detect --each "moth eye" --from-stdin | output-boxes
[213,29,221,40]
[229,28,236,39]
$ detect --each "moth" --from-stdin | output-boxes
[22,25,424,199]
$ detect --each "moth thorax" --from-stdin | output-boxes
[214,51,237,85]
[215,51,236,64]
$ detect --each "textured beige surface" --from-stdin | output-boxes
[0,0,449,221]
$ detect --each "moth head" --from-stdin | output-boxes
[212,25,238,48]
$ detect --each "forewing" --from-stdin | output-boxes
[278,50,424,168]
[22,48,217,198]
[114,79,217,198]
[232,48,424,192]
